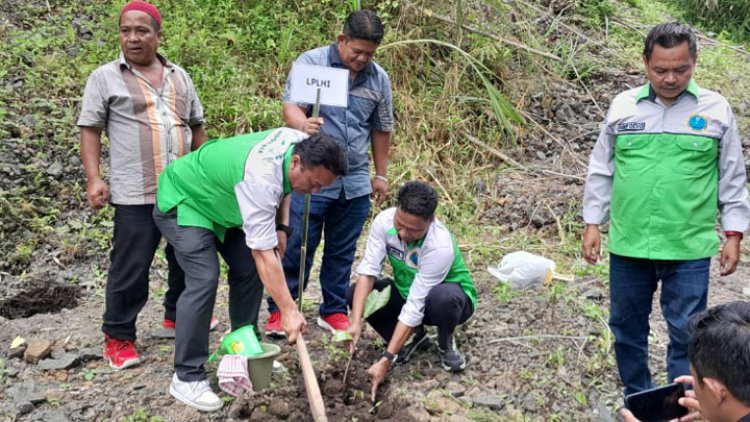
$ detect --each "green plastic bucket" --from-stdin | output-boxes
[209,325,263,362]
[247,342,281,390]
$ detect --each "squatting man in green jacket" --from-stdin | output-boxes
[153,128,348,412]
[581,22,750,396]
[345,181,477,401]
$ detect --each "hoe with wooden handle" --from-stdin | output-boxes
[295,334,327,421]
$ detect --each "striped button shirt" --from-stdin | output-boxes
[77,53,205,205]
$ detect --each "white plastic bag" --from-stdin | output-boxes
[488,251,555,289]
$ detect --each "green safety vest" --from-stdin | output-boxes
[610,83,719,259]
[156,129,293,242]
[387,230,478,311]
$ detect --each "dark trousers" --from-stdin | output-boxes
[268,190,370,316]
[609,253,710,396]
[153,206,263,381]
[103,204,184,340]
[346,278,473,350]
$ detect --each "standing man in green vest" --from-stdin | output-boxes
[346,181,476,402]
[153,128,347,412]
[582,22,750,396]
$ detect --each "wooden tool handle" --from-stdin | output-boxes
[296,334,328,422]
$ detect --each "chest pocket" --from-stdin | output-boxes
[347,95,377,127]
[167,76,191,125]
[615,136,651,174]
[673,137,717,175]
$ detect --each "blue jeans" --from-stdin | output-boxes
[609,253,709,396]
[267,190,370,316]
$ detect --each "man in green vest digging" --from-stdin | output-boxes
[346,181,476,402]
[153,128,347,412]
[582,22,750,397]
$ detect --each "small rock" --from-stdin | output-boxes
[8,383,46,404]
[45,389,65,402]
[47,161,64,177]
[39,354,78,371]
[19,114,36,127]
[20,125,34,138]
[14,401,35,417]
[249,407,269,421]
[472,176,487,194]
[5,366,20,378]
[78,347,101,362]
[405,405,432,422]
[445,381,466,397]
[68,156,81,167]
[8,344,26,359]
[472,393,506,410]
[536,150,546,160]
[522,395,540,412]
[268,400,290,419]
[416,378,440,390]
[24,339,53,363]
[28,409,72,422]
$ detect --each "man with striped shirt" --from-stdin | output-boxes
[77,1,207,370]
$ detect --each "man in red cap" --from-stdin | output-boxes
[77,0,209,376]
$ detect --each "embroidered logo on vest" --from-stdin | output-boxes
[688,115,708,131]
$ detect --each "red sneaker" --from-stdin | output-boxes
[264,311,286,338]
[103,335,141,370]
[162,316,219,331]
[317,313,350,333]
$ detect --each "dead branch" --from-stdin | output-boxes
[462,130,529,171]
[404,1,563,62]
[488,334,588,345]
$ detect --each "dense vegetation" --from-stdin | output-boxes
[674,0,750,41]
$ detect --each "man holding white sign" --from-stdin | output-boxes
[265,9,393,336]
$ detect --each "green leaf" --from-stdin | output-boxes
[364,285,391,319]
[332,330,353,343]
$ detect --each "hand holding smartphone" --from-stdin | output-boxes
[624,383,688,422]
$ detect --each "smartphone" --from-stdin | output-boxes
[624,383,688,422]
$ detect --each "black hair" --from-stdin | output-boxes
[293,133,348,177]
[689,301,750,406]
[397,181,438,218]
[343,9,384,44]
[643,22,696,60]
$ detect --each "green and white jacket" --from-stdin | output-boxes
[356,208,477,328]
[583,81,750,260]
[157,128,306,250]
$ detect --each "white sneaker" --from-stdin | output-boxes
[169,373,223,412]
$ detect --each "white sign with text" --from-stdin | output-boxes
[289,63,349,107]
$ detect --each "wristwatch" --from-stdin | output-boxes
[381,350,398,363]
[276,223,293,237]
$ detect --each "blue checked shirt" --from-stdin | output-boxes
[283,43,394,199]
